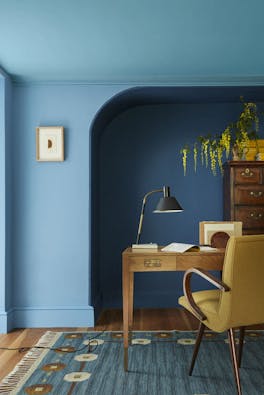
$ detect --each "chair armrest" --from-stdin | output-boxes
[183,267,230,321]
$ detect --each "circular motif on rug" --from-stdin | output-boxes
[177,338,196,345]
[64,333,83,339]
[64,372,91,382]
[111,332,123,339]
[224,338,241,345]
[25,384,53,394]
[74,353,98,362]
[42,363,66,372]
[54,346,75,353]
[204,332,217,338]
[83,339,104,346]
[132,338,151,345]
[155,332,173,339]
[246,331,263,338]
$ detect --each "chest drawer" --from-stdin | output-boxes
[234,167,262,184]
[235,206,264,229]
[234,185,264,205]
[128,255,176,271]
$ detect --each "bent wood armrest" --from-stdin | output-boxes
[183,267,230,321]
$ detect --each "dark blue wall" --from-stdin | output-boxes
[98,101,263,308]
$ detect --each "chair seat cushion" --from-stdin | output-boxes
[178,290,223,331]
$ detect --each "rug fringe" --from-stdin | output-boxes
[0,331,60,395]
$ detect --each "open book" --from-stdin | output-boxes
[161,243,217,253]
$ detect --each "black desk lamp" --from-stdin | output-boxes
[135,186,183,245]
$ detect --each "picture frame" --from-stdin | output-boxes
[36,126,64,162]
[199,221,242,247]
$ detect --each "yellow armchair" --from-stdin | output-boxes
[178,234,264,395]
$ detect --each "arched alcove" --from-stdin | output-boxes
[90,86,264,320]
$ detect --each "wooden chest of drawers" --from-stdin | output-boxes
[223,161,264,234]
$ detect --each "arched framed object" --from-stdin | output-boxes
[199,221,242,248]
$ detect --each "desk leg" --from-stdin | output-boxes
[128,272,134,331]
[122,258,129,371]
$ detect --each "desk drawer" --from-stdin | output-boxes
[128,255,176,271]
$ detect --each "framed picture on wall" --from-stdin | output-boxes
[36,126,64,162]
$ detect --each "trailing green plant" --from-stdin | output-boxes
[180,98,261,175]
[180,145,190,176]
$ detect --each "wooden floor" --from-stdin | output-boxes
[0,308,198,381]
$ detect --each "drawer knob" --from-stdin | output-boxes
[144,259,161,267]
[250,213,263,219]
[250,191,263,197]
[241,168,254,177]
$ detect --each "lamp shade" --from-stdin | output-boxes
[154,196,183,213]
[135,185,183,244]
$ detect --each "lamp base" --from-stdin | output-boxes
[132,243,158,250]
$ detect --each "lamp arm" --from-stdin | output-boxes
[136,189,163,244]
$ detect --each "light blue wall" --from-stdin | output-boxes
[0,69,13,331]
[5,74,13,314]
[0,83,127,332]
[0,76,6,326]
[1,81,264,333]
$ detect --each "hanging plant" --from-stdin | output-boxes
[220,126,231,158]
[193,143,198,172]
[209,143,217,176]
[180,145,190,176]
[198,136,210,168]
[180,98,261,176]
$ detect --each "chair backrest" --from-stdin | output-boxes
[218,234,264,330]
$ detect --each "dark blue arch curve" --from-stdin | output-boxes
[89,84,264,318]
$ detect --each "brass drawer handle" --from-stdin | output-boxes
[250,191,263,197]
[241,168,254,177]
[144,259,161,267]
[250,213,263,219]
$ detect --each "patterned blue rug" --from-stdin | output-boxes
[0,330,263,395]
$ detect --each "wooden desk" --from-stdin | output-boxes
[122,246,225,370]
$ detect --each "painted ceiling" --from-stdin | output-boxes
[1,0,264,84]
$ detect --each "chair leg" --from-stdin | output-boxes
[189,322,205,375]
[228,328,242,395]
[237,327,245,368]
